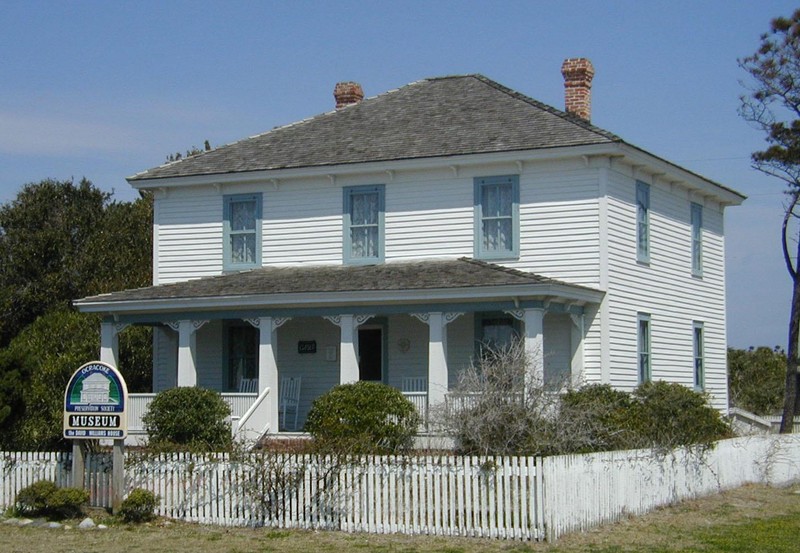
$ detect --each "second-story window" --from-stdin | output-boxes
[636,181,650,263]
[224,194,261,271]
[691,202,703,276]
[343,185,385,264]
[474,175,519,259]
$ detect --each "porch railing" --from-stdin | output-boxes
[128,392,258,434]
[401,391,428,426]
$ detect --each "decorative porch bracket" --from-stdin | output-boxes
[411,312,463,407]
[245,317,290,434]
[166,320,209,387]
[99,321,129,368]
[506,308,545,385]
[324,314,374,384]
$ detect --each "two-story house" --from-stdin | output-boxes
[75,59,745,442]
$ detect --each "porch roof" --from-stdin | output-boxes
[74,258,603,317]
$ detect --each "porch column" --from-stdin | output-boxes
[167,320,208,387]
[523,308,545,383]
[412,312,463,407]
[246,317,290,434]
[99,321,127,368]
[324,314,374,384]
[570,313,585,382]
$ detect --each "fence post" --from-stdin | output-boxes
[112,439,124,514]
[71,442,85,489]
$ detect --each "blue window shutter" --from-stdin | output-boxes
[473,175,520,260]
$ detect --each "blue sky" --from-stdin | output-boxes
[0,0,795,348]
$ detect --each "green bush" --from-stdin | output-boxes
[142,387,232,451]
[728,346,786,415]
[305,381,420,455]
[118,488,159,523]
[47,487,89,519]
[14,480,88,519]
[560,384,636,452]
[15,480,58,516]
[629,381,732,449]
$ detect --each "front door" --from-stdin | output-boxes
[358,327,382,381]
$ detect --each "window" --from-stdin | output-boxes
[637,313,651,383]
[223,194,262,271]
[691,202,703,276]
[636,181,650,263]
[343,185,385,264]
[474,175,520,259]
[693,322,704,390]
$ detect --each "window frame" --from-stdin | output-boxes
[693,321,705,391]
[691,202,703,277]
[637,313,652,384]
[474,175,520,260]
[636,181,650,263]
[223,193,262,272]
[343,184,385,265]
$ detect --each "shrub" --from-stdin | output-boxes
[560,384,636,453]
[305,381,420,455]
[118,488,159,523]
[455,399,557,456]
[728,346,786,415]
[47,487,89,519]
[15,480,58,516]
[142,387,232,451]
[629,381,732,449]
[14,480,88,519]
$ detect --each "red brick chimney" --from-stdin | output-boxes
[334,81,364,108]
[560,58,595,121]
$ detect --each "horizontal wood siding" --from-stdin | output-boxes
[385,314,429,388]
[155,189,223,284]
[262,179,342,265]
[605,169,728,409]
[516,168,600,286]
[153,326,177,392]
[196,321,223,390]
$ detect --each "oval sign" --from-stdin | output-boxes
[63,361,128,439]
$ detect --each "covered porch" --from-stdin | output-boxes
[75,259,603,443]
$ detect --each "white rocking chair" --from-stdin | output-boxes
[279,377,302,431]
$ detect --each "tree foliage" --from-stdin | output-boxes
[728,346,786,415]
[740,9,800,431]
[0,178,153,449]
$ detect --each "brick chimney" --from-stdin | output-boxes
[334,81,364,108]
[560,58,595,121]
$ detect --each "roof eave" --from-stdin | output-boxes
[73,282,605,316]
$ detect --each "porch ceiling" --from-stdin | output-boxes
[73,258,603,318]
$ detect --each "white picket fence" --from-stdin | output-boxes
[2,435,799,541]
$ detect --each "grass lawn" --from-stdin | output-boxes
[1,483,798,553]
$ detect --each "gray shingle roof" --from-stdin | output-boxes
[76,258,596,305]
[128,75,620,182]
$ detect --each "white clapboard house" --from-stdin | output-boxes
[75,59,745,442]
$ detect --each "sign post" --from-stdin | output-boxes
[64,361,128,514]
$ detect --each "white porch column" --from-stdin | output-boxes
[412,312,463,407]
[99,321,127,368]
[570,313,585,382]
[246,316,290,434]
[523,308,545,384]
[324,314,374,384]
[507,308,545,383]
[167,320,208,387]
